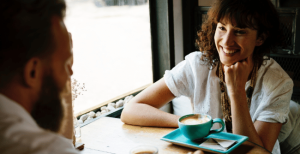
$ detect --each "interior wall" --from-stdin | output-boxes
[280,0,300,7]
[173,0,184,65]
[182,0,198,56]
[198,0,215,6]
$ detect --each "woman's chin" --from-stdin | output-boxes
[220,60,235,66]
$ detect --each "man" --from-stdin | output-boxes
[0,0,79,153]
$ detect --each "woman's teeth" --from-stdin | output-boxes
[223,48,239,54]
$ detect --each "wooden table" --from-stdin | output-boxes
[80,117,270,154]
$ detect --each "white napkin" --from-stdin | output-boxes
[199,138,237,151]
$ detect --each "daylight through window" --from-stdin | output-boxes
[64,0,153,116]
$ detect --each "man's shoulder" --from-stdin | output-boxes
[0,111,78,154]
[47,134,79,154]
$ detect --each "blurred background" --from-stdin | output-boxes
[64,0,153,115]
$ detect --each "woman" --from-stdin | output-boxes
[121,0,293,153]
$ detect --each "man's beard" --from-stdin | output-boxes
[31,74,65,133]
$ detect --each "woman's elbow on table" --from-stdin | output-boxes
[120,102,134,124]
[121,101,143,124]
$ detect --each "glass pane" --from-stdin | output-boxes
[65,0,152,115]
[278,14,295,53]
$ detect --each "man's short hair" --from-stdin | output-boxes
[0,0,66,87]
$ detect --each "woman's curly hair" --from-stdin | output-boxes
[196,0,283,68]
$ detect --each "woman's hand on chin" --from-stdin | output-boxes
[224,57,254,94]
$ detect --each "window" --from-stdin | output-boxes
[64,0,153,116]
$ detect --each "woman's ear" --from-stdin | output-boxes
[23,58,43,88]
[256,33,268,46]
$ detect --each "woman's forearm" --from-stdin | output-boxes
[121,102,180,127]
[121,78,179,127]
[229,90,264,146]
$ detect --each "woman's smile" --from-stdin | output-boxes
[214,20,264,66]
[220,46,240,56]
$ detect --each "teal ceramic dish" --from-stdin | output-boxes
[161,128,248,154]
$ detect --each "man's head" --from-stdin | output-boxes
[0,0,73,133]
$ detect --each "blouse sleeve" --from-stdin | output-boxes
[164,52,202,98]
[255,68,293,123]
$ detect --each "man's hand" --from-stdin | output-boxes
[224,56,254,94]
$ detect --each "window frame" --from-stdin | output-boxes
[75,0,176,120]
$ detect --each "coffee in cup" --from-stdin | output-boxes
[178,113,225,141]
[180,115,210,125]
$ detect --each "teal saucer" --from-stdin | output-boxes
[161,128,248,154]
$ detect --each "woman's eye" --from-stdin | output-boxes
[235,30,246,34]
[218,26,226,31]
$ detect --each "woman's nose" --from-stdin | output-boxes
[222,31,235,46]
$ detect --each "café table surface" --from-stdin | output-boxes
[79,117,271,154]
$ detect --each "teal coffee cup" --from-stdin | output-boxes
[178,113,225,141]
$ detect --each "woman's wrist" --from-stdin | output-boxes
[228,90,248,107]
[227,85,245,95]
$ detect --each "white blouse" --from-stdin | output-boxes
[164,52,293,154]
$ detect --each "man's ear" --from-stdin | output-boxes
[256,33,268,46]
[23,58,43,88]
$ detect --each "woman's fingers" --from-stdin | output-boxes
[223,56,254,93]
